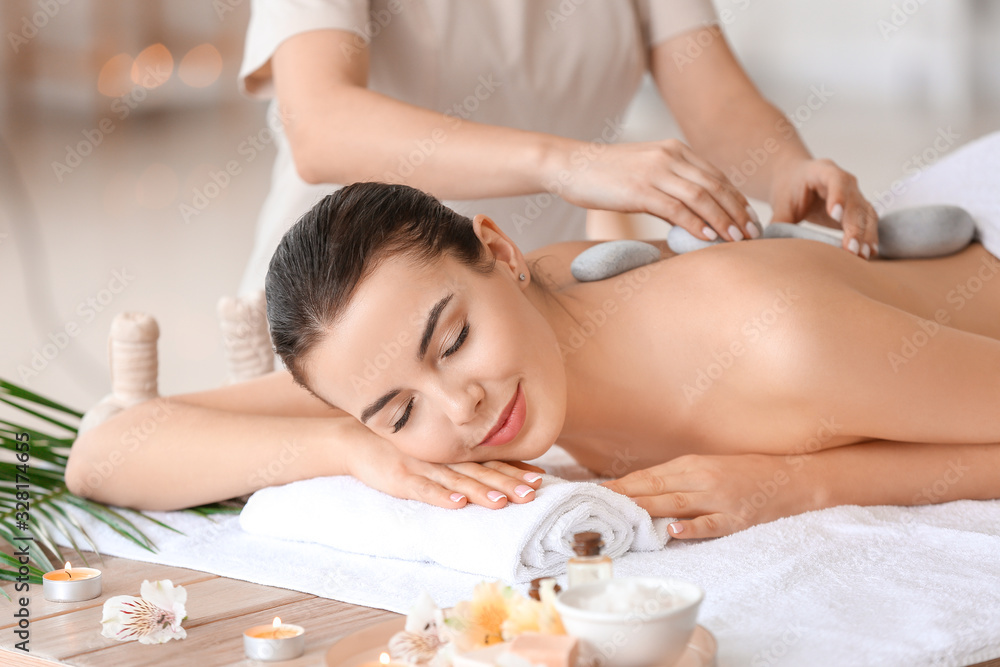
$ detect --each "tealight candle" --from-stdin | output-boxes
[243,617,306,661]
[348,651,411,666]
[42,562,102,602]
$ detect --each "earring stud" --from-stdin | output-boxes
[519,273,526,281]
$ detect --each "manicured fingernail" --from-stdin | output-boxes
[523,472,542,483]
[450,493,466,503]
[728,225,744,242]
[831,203,844,223]
[873,243,879,255]
[669,523,684,535]
[487,491,506,502]
[746,220,761,239]
[745,204,760,224]
[514,485,534,498]
[847,238,860,254]
[861,243,871,259]
[702,225,718,241]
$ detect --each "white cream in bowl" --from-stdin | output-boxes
[553,577,704,667]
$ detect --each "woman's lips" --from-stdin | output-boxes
[477,383,526,447]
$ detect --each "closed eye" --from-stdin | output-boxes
[392,397,414,433]
[393,323,469,433]
[443,323,469,358]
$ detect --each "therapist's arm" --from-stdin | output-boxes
[272,30,562,199]
[650,24,879,258]
[270,29,758,243]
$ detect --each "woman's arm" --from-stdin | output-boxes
[650,24,879,257]
[601,440,1000,539]
[65,371,543,511]
[272,30,756,242]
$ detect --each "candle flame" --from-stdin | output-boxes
[272,617,281,629]
[64,561,72,570]
[379,653,390,665]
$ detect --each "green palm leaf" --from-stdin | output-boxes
[0,378,242,601]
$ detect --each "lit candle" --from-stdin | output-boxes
[352,651,406,666]
[42,562,102,602]
[243,617,306,661]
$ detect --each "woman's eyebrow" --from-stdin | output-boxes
[417,293,454,361]
[361,389,400,424]
[359,292,454,424]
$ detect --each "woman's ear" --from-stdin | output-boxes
[472,214,530,287]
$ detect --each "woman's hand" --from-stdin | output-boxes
[599,453,816,539]
[347,434,544,509]
[769,157,880,260]
[553,138,760,243]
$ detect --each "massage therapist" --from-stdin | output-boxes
[235,0,880,297]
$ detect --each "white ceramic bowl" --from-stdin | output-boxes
[553,577,703,667]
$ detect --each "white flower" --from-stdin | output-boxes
[101,579,188,644]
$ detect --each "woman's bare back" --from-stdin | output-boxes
[529,238,1000,475]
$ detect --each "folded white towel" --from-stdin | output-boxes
[886,129,1000,259]
[239,473,672,583]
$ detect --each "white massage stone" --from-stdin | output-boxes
[570,239,662,282]
[762,222,841,247]
[666,225,725,254]
[572,204,979,282]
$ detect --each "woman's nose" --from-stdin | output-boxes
[437,379,484,425]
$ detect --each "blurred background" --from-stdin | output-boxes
[1,0,998,411]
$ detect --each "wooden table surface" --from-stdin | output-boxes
[3,547,998,666]
[0,547,399,666]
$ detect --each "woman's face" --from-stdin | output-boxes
[303,216,567,464]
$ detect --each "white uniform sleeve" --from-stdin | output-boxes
[239,0,371,99]
[633,0,719,48]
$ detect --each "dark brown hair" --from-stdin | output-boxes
[265,181,496,388]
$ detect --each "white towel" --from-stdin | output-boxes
[238,473,672,583]
[885,129,1000,259]
[48,444,1000,666]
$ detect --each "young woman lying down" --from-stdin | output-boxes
[67,181,1000,540]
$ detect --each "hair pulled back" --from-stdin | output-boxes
[265,181,495,387]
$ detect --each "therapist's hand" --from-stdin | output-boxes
[554,138,761,243]
[769,158,880,260]
[347,434,544,510]
[600,453,812,539]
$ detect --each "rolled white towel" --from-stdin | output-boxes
[239,474,673,583]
